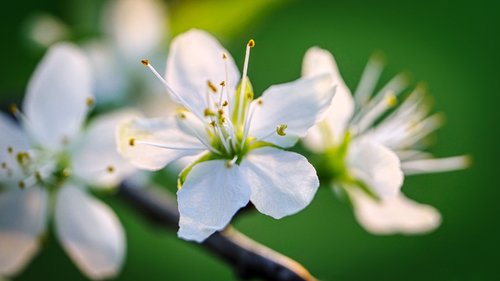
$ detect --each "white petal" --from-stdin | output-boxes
[117,117,205,171]
[347,139,403,199]
[240,147,319,219]
[0,113,30,183]
[401,155,470,175]
[23,43,92,148]
[348,188,441,234]
[302,47,354,151]
[0,188,48,276]
[177,160,250,242]
[55,185,125,280]
[83,41,127,104]
[249,74,335,148]
[103,0,166,62]
[71,110,139,188]
[165,29,240,117]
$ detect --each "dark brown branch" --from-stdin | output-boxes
[117,181,316,281]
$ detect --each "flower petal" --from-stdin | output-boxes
[117,116,205,170]
[165,29,240,118]
[55,185,125,279]
[23,43,92,148]
[0,188,48,276]
[348,188,441,234]
[347,139,403,199]
[302,47,354,151]
[240,147,319,219]
[71,110,139,188]
[177,160,250,242]
[103,0,166,62]
[248,74,335,148]
[0,113,30,183]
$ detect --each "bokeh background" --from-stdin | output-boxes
[1,0,498,280]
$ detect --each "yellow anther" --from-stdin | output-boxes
[222,100,229,107]
[248,39,255,48]
[276,124,288,136]
[218,109,224,116]
[62,168,71,178]
[9,104,18,115]
[106,165,115,173]
[7,146,13,154]
[385,93,397,107]
[16,152,30,165]
[220,81,226,87]
[207,80,218,93]
[204,108,215,117]
[141,59,150,66]
[18,180,25,189]
[86,97,95,107]
[209,121,216,127]
[35,171,43,182]
[129,138,136,146]
[222,53,228,60]
[257,98,264,106]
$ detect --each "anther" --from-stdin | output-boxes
[106,165,115,173]
[9,104,18,115]
[209,121,216,127]
[62,169,70,178]
[178,112,187,119]
[385,93,397,107]
[276,124,288,136]
[207,80,218,93]
[18,180,25,189]
[222,53,228,60]
[141,59,150,66]
[220,81,226,87]
[86,97,95,107]
[7,146,13,154]
[248,39,255,48]
[1,162,6,169]
[204,108,215,117]
[35,171,43,182]
[257,98,264,106]
[222,100,228,107]
[129,138,136,146]
[218,109,224,116]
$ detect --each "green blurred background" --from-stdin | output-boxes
[1,0,498,280]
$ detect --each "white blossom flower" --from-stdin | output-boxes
[0,43,136,279]
[117,29,335,242]
[302,47,469,234]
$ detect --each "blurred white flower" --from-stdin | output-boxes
[85,0,171,106]
[0,43,136,279]
[117,29,335,242]
[302,47,469,235]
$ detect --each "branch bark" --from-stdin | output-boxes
[117,181,317,281]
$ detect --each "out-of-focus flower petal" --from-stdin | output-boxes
[0,188,48,276]
[23,43,92,148]
[55,185,125,280]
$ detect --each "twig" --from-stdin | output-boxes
[117,181,317,281]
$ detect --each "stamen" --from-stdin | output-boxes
[276,124,288,136]
[129,138,136,146]
[106,165,115,173]
[134,140,205,151]
[207,80,218,93]
[236,39,255,127]
[225,155,238,168]
[7,146,13,154]
[354,91,398,133]
[18,180,25,189]
[142,59,204,121]
[86,97,95,107]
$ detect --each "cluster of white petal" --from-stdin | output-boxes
[0,43,136,279]
[117,29,336,242]
[302,47,468,235]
